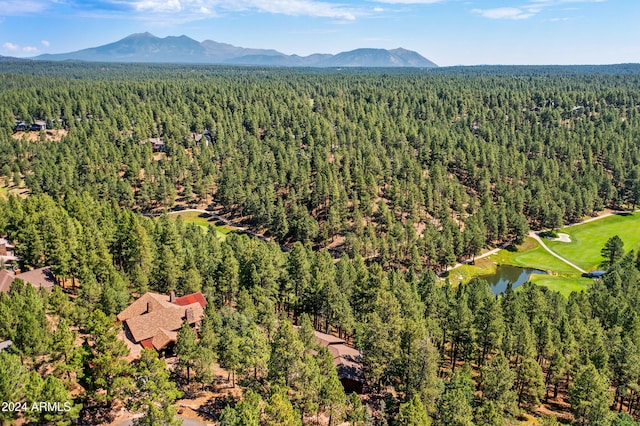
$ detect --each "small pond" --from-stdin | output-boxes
[479,265,547,295]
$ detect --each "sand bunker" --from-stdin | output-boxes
[549,233,571,243]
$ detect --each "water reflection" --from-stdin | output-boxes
[479,265,547,294]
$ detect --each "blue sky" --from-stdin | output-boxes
[0,0,637,65]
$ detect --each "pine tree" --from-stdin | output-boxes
[235,389,262,426]
[264,392,302,426]
[601,235,625,268]
[217,325,242,387]
[396,394,432,426]
[292,353,322,420]
[298,313,317,351]
[569,363,613,425]
[175,321,198,382]
[84,309,132,404]
[360,287,403,391]
[129,349,183,426]
[479,353,517,418]
[320,354,347,426]
[240,323,270,380]
[268,319,304,386]
[39,375,81,424]
[438,387,474,426]
[0,352,26,425]
[516,357,545,411]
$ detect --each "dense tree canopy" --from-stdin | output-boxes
[1,62,640,425]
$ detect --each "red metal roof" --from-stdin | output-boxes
[174,292,207,308]
[140,338,154,349]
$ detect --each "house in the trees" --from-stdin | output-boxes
[0,238,15,255]
[0,340,13,352]
[0,238,17,265]
[0,267,56,293]
[149,137,165,152]
[117,291,206,353]
[30,120,47,131]
[14,122,27,132]
[312,330,364,393]
[193,129,212,147]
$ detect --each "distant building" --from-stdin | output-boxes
[30,120,47,131]
[0,340,13,352]
[0,266,56,293]
[148,137,165,152]
[193,129,213,147]
[117,291,207,352]
[14,122,27,132]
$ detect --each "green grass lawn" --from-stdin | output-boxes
[169,211,235,239]
[545,212,640,271]
[527,274,592,298]
[492,237,577,274]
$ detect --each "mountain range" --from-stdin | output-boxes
[33,33,437,68]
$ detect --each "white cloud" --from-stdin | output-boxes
[2,42,40,53]
[116,0,357,20]
[41,40,50,47]
[472,7,535,20]
[235,0,356,20]
[3,42,20,51]
[373,6,384,12]
[0,0,50,15]
[472,0,605,20]
[134,0,182,12]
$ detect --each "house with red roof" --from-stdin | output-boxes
[117,291,206,353]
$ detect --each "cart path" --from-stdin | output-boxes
[527,209,638,274]
[528,231,586,274]
[446,241,513,272]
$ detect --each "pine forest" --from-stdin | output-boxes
[1,62,640,426]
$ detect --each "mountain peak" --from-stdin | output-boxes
[33,34,438,68]
[126,32,157,39]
